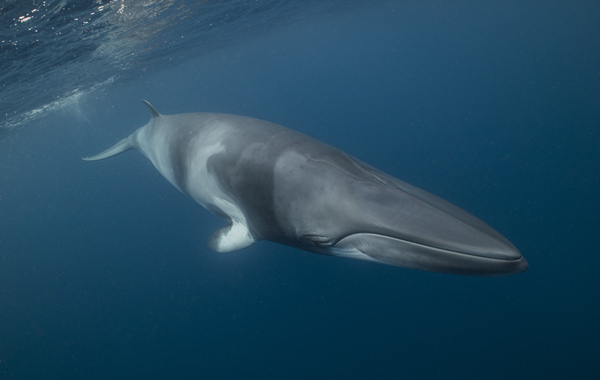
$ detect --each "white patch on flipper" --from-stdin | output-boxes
[208,219,255,252]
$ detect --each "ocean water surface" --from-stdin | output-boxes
[1,0,599,379]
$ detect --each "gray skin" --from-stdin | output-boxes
[84,101,528,276]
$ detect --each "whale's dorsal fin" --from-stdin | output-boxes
[142,100,161,119]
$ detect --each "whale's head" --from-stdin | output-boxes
[277,152,527,276]
[324,175,526,276]
[304,176,528,276]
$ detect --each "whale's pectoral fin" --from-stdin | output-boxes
[207,220,255,252]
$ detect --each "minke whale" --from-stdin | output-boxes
[84,101,527,276]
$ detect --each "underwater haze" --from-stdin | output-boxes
[1,0,599,379]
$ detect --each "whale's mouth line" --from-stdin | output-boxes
[335,232,522,262]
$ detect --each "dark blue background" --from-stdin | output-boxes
[1,1,599,379]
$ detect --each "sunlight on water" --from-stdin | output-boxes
[1,77,115,135]
[1,0,364,134]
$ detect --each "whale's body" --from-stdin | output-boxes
[84,101,527,276]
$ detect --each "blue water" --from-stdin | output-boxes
[1,0,599,379]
